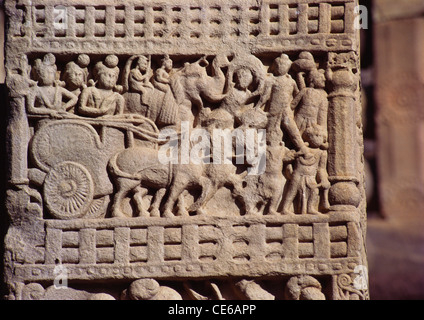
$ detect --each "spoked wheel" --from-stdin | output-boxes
[44,161,94,220]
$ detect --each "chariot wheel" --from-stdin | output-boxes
[44,161,94,220]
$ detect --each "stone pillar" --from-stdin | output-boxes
[327,52,362,209]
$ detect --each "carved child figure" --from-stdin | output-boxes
[282,124,330,215]
[78,55,124,117]
[27,53,78,117]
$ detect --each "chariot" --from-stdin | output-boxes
[29,114,161,220]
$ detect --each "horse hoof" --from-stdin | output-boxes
[268,210,280,216]
[139,210,150,218]
[196,208,207,216]
[112,210,127,218]
[307,210,320,215]
[177,210,189,217]
[163,210,174,218]
[150,209,160,217]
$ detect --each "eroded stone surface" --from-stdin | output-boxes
[3,0,368,300]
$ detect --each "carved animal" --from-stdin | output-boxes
[171,54,229,123]
[108,145,244,218]
[234,143,290,215]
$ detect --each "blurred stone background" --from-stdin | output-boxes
[361,0,424,299]
[0,0,423,300]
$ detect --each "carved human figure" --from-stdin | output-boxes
[291,68,328,135]
[258,54,299,143]
[257,54,307,154]
[7,54,38,184]
[292,51,317,90]
[153,55,173,93]
[220,67,259,124]
[78,55,124,117]
[27,53,78,117]
[62,54,90,100]
[123,55,154,94]
[232,108,291,215]
[123,55,178,128]
[8,54,36,99]
[282,124,331,215]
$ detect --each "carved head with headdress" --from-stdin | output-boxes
[63,54,90,91]
[307,69,326,89]
[272,53,292,76]
[92,55,120,90]
[136,55,150,73]
[33,53,57,86]
[161,54,173,72]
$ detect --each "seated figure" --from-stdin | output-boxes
[78,55,124,117]
[27,53,78,117]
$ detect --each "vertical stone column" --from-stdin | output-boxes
[327,52,361,209]
[5,54,34,185]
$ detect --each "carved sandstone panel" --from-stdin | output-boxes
[4,0,368,300]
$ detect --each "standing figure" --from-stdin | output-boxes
[258,54,300,144]
[282,124,331,215]
[78,55,124,117]
[291,69,328,135]
[27,53,78,117]
[292,51,317,90]
[257,54,307,153]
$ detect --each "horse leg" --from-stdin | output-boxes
[177,191,189,217]
[133,186,149,217]
[162,180,187,218]
[196,184,218,216]
[150,188,166,217]
[188,177,212,214]
[111,177,140,218]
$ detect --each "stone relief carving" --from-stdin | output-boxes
[4,0,368,300]
[23,51,339,220]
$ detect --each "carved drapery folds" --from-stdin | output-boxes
[4,0,367,300]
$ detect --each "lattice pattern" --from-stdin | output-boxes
[10,1,356,40]
[40,218,357,268]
